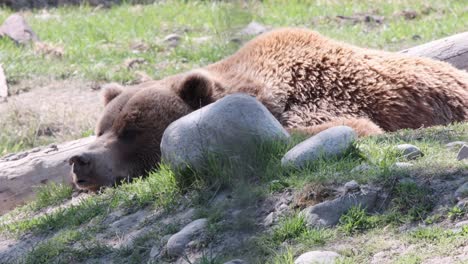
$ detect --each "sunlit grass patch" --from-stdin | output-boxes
[0,165,180,236]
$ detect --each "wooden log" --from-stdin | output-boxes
[400,31,468,71]
[1,32,467,215]
[0,137,94,214]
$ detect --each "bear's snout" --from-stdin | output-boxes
[69,153,91,167]
[69,153,94,186]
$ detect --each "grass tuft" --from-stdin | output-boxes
[338,205,378,235]
[389,181,434,222]
[31,182,73,211]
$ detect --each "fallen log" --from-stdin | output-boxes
[400,31,468,71]
[0,137,94,215]
[0,32,467,215]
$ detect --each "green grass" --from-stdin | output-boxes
[31,182,74,211]
[1,0,467,84]
[447,206,465,221]
[409,226,468,243]
[248,213,334,263]
[338,206,378,235]
[20,229,111,264]
[0,165,179,235]
[271,248,295,264]
[389,181,434,222]
[271,214,309,243]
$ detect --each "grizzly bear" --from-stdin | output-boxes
[69,28,468,191]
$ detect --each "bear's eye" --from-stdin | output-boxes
[119,129,140,142]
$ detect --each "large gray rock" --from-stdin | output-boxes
[281,126,356,169]
[0,14,39,44]
[294,251,341,264]
[166,218,208,257]
[395,144,423,160]
[301,189,377,227]
[161,93,290,171]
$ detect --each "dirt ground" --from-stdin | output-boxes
[0,78,102,148]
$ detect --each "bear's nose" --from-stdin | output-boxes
[69,154,93,181]
[69,154,91,166]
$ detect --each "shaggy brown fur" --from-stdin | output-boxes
[205,28,468,132]
[70,28,468,190]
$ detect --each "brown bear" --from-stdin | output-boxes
[69,28,468,191]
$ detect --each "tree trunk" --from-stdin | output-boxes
[399,31,468,71]
[0,137,94,214]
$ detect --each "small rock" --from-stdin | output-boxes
[400,10,418,20]
[445,141,467,150]
[224,260,247,264]
[0,64,8,100]
[130,40,150,53]
[351,163,373,173]
[294,251,341,264]
[193,36,211,44]
[134,71,152,83]
[393,162,413,169]
[281,126,357,169]
[238,21,268,36]
[34,41,64,58]
[123,58,146,69]
[277,203,290,214]
[398,177,416,185]
[344,180,360,193]
[457,198,468,209]
[371,251,388,264]
[455,220,468,228]
[230,37,242,44]
[263,212,276,226]
[161,93,290,171]
[35,10,58,21]
[109,210,147,232]
[0,14,39,44]
[166,218,208,257]
[454,182,468,201]
[149,245,161,258]
[396,144,423,160]
[301,189,377,227]
[163,33,181,48]
[457,145,468,161]
[412,35,421,40]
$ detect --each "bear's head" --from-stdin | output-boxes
[69,71,217,191]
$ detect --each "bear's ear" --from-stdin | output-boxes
[101,83,124,106]
[177,71,215,109]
